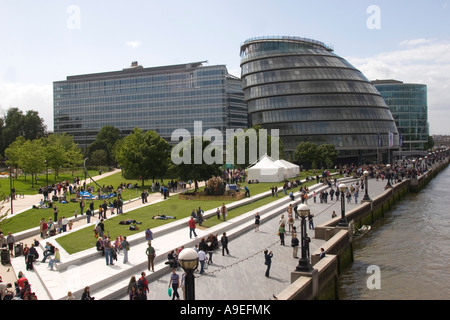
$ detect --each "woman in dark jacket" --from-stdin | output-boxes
[81,286,94,300]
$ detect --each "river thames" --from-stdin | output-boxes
[338,165,450,300]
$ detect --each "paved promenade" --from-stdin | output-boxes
[1,170,393,300]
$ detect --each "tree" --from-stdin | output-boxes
[19,139,46,188]
[87,125,122,165]
[169,137,222,193]
[294,142,319,169]
[65,145,85,176]
[44,133,79,179]
[115,128,171,186]
[1,108,46,155]
[317,144,338,168]
[4,136,26,177]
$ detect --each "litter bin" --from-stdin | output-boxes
[1,248,10,265]
[14,243,23,257]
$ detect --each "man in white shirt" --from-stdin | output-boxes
[198,249,206,274]
[62,217,69,232]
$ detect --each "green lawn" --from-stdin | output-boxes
[56,175,321,254]
[0,170,174,235]
[1,168,336,254]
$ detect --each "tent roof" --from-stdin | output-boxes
[248,154,283,169]
[274,159,299,168]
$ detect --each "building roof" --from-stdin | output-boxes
[64,61,208,82]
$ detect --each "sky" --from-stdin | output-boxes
[0,0,449,134]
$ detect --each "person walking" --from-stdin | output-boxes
[188,216,198,239]
[264,250,273,278]
[168,268,180,300]
[6,232,15,258]
[198,248,206,274]
[138,272,149,300]
[145,228,153,243]
[221,232,229,256]
[308,213,315,230]
[278,223,286,246]
[146,241,156,272]
[104,236,114,266]
[221,203,227,221]
[127,276,138,300]
[122,236,130,264]
[79,199,85,215]
[254,212,261,232]
[86,209,92,224]
[291,233,299,258]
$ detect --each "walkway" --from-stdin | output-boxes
[2,173,390,300]
[0,169,199,287]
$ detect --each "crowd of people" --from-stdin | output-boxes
[2,152,446,301]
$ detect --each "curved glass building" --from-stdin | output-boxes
[240,36,399,163]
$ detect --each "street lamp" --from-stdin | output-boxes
[296,203,312,272]
[338,183,348,227]
[9,166,13,215]
[178,248,199,300]
[386,164,392,186]
[362,170,371,202]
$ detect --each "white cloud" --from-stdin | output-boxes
[346,39,450,135]
[0,82,53,131]
[125,41,142,49]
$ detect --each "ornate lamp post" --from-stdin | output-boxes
[178,248,199,300]
[362,170,371,202]
[338,183,348,227]
[296,203,312,272]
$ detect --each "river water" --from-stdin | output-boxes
[338,165,450,300]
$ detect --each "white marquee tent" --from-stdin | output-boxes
[274,159,300,179]
[246,154,285,182]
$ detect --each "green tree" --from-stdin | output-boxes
[115,128,171,186]
[294,142,319,169]
[317,144,338,168]
[44,133,79,179]
[4,136,26,177]
[19,139,46,188]
[87,125,122,165]
[1,108,46,155]
[66,145,85,176]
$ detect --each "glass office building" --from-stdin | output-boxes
[53,61,248,149]
[372,80,428,152]
[240,36,399,163]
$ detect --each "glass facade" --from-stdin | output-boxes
[53,62,248,149]
[240,36,399,163]
[372,80,428,151]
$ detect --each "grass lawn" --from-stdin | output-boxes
[0,169,100,196]
[56,175,322,254]
[0,170,175,235]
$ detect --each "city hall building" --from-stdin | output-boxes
[240,36,400,164]
[53,61,248,150]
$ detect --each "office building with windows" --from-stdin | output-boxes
[53,61,248,149]
[240,36,400,163]
[372,79,429,153]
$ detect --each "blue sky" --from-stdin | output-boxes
[1,0,449,134]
